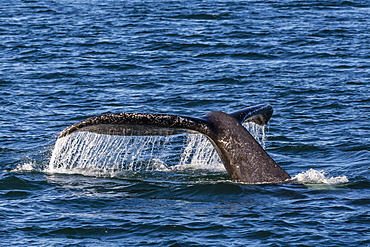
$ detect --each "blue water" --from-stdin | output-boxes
[1,0,370,246]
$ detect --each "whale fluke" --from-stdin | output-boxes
[58,104,290,184]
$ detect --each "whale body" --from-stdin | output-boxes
[58,104,291,184]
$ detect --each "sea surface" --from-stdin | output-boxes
[1,0,370,246]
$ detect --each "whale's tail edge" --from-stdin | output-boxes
[229,104,273,126]
[57,104,290,184]
[58,104,274,138]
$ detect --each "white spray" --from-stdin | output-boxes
[47,123,267,177]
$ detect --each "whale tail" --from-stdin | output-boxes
[58,104,290,184]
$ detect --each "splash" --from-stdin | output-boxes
[290,169,348,184]
[47,122,267,177]
[12,162,36,172]
[48,132,178,176]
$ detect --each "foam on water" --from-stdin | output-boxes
[13,162,35,172]
[290,168,349,184]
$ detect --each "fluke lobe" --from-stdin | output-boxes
[58,104,291,184]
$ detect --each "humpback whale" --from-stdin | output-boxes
[58,104,291,184]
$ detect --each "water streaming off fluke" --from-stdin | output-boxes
[48,123,267,177]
